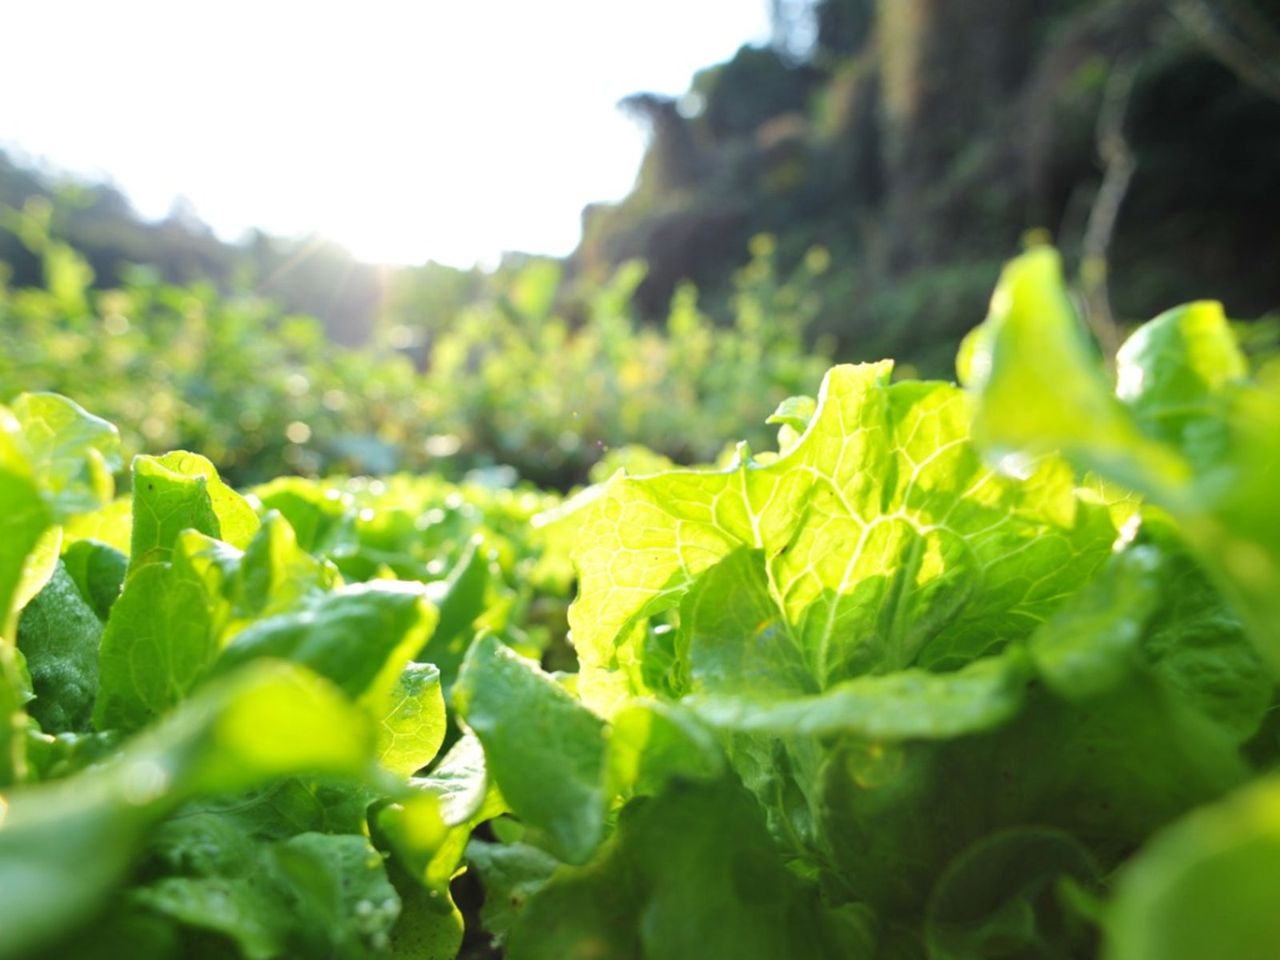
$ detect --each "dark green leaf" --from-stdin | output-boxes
[925,828,1102,960]
[508,779,868,960]
[455,634,607,863]
[465,840,560,946]
[269,833,401,959]
[1029,544,1163,701]
[60,539,127,622]
[133,875,286,960]
[17,562,102,732]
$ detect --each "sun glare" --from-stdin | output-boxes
[0,0,771,266]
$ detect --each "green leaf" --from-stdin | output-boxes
[465,840,560,947]
[133,875,286,960]
[129,452,259,572]
[1137,518,1273,746]
[9,526,62,636]
[171,529,242,643]
[214,581,436,712]
[268,833,401,959]
[62,496,132,555]
[235,510,338,621]
[570,362,1116,712]
[376,732,506,895]
[766,394,817,453]
[765,394,817,432]
[61,539,127,622]
[0,413,54,774]
[17,562,103,732]
[251,476,355,554]
[0,652,29,786]
[507,778,868,960]
[925,828,1102,960]
[816,675,1248,919]
[30,903,180,960]
[1107,771,1280,960]
[455,634,607,863]
[1029,544,1163,701]
[10,393,121,519]
[1028,515,1270,745]
[0,661,376,960]
[417,731,493,828]
[418,537,490,694]
[607,700,724,797]
[93,558,217,732]
[135,825,408,960]
[958,248,1177,492]
[962,247,1280,671]
[0,406,53,637]
[379,662,446,777]
[1114,300,1247,455]
[691,649,1031,740]
[388,862,464,960]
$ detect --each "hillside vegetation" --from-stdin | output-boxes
[576,0,1280,371]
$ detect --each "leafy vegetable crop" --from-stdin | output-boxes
[0,218,831,488]
[2,247,1278,959]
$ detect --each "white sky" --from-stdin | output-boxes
[0,1,773,267]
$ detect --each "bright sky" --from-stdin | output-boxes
[0,1,772,267]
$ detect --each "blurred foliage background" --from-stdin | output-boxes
[4,0,1280,488]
